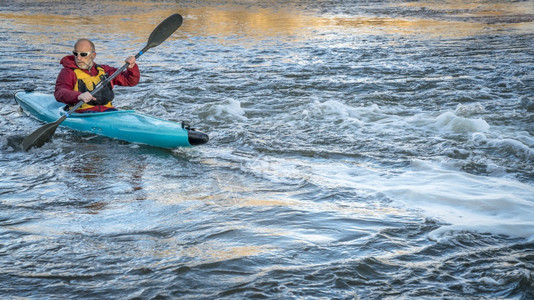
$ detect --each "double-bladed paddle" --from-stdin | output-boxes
[22,13,183,151]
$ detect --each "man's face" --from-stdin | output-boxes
[73,41,95,70]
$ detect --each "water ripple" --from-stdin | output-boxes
[1,0,533,299]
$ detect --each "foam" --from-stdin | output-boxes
[307,99,384,125]
[304,99,492,137]
[207,99,247,121]
[454,103,486,117]
[382,160,534,239]
[435,111,490,133]
[245,154,534,240]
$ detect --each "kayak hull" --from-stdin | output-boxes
[14,91,208,148]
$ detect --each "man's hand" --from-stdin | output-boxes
[78,92,96,103]
[125,56,136,69]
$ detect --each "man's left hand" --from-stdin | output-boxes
[125,56,136,69]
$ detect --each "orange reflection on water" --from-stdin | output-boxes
[400,0,534,17]
[328,16,507,37]
[2,0,533,49]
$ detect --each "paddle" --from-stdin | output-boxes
[22,13,183,151]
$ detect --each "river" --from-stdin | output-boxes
[1,0,533,299]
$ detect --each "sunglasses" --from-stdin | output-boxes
[72,51,93,57]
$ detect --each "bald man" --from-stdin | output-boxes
[54,38,140,113]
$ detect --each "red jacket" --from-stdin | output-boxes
[54,55,140,106]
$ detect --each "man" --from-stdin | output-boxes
[54,38,140,113]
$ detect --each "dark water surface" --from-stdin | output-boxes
[1,0,533,299]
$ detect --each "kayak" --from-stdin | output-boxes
[14,91,209,148]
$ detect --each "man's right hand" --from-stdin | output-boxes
[78,92,96,103]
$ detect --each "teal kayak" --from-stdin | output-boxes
[14,91,209,148]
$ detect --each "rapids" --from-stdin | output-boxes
[1,0,533,298]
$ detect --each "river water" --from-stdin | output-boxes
[1,0,533,299]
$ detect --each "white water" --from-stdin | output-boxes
[214,98,534,240]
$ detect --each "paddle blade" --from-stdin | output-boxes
[144,14,183,52]
[22,121,60,151]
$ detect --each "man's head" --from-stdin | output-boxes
[73,39,96,70]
